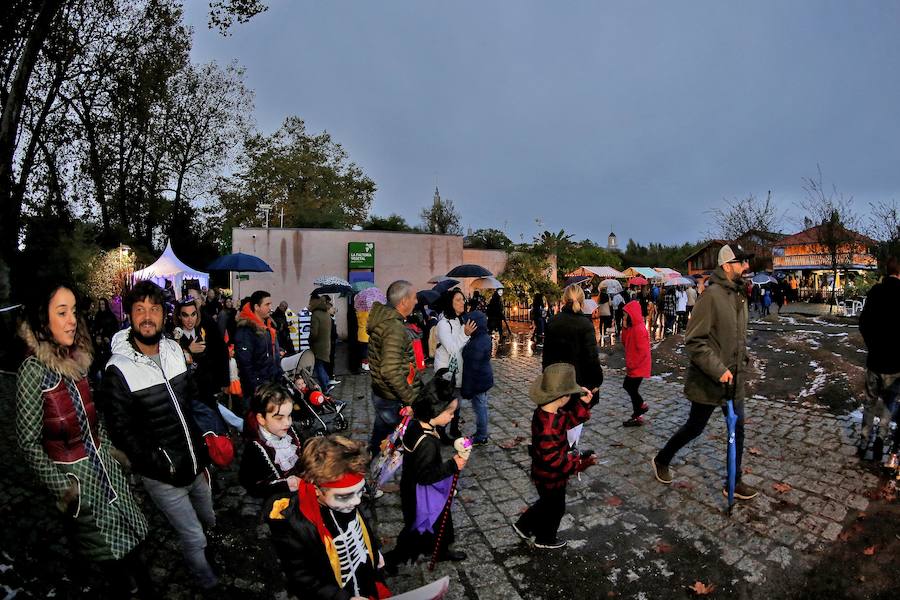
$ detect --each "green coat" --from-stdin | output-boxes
[308,297,332,363]
[366,302,423,404]
[683,267,750,406]
[16,324,148,561]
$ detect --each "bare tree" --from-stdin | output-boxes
[867,199,900,266]
[707,191,783,241]
[797,166,861,311]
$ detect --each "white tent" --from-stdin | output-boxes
[132,241,208,299]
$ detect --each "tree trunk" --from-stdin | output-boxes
[0,0,66,299]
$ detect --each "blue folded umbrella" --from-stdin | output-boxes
[725,382,738,514]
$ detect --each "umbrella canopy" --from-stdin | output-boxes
[432,279,460,294]
[664,277,696,287]
[566,266,627,279]
[470,276,504,290]
[564,275,591,287]
[627,276,649,286]
[314,275,351,287]
[207,252,272,273]
[622,267,658,280]
[352,281,376,292]
[446,264,493,278]
[354,287,387,312]
[312,284,353,296]
[751,273,778,285]
[428,275,456,284]
[416,289,441,306]
[654,267,682,279]
[582,299,599,315]
[599,279,624,294]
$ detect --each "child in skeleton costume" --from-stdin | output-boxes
[239,383,303,499]
[267,436,389,600]
[384,368,469,571]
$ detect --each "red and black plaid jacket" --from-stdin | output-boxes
[529,398,591,489]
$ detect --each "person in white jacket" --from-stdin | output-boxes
[433,289,476,439]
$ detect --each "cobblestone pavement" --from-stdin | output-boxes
[1,329,896,599]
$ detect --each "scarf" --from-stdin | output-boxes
[239,303,277,355]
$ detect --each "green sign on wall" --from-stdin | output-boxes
[348,242,375,269]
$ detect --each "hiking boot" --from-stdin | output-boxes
[651,458,672,484]
[534,539,567,549]
[722,482,759,500]
[512,522,532,541]
[623,416,645,427]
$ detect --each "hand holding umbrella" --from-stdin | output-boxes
[428,438,472,571]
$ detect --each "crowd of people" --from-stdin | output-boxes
[12,245,900,599]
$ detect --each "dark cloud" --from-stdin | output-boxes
[184,1,900,244]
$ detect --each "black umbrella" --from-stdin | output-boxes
[207,252,273,272]
[417,290,441,306]
[432,279,460,294]
[446,264,493,278]
[312,284,353,296]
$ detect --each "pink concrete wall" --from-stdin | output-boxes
[231,228,465,338]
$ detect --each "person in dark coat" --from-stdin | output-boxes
[270,300,296,356]
[461,310,493,444]
[485,291,509,337]
[266,436,389,600]
[174,298,229,410]
[234,290,283,407]
[531,293,547,347]
[542,284,604,398]
[89,297,119,381]
[384,369,468,571]
[857,256,900,461]
[513,363,596,549]
[239,383,303,499]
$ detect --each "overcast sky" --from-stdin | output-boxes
[183,1,900,246]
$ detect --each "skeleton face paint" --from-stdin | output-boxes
[317,479,366,513]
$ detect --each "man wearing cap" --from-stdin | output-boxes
[651,244,759,501]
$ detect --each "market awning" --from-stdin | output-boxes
[565,266,627,279]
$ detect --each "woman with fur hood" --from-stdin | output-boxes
[16,282,150,596]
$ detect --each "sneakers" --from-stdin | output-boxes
[472,437,490,446]
[512,522,532,540]
[327,379,341,386]
[651,458,672,484]
[533,539,567,549]
[623,416,645,427]
[361,363,370,372]
[722,482,759,500]
[636,402,649,416]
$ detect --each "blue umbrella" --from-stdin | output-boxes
[446,264,493,278]
[725,378,738,514]
[207,252,273,272]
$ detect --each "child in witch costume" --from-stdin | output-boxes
[239,382,304,499]
[384,368,469,572]
[267,435,389,600]
[621,300,651,427]
[513,363,597,549]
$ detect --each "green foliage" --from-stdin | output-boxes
[421,193,461,234]
[622,239,705,270]
[363,214,414,231]
[17,215,100,298]
[500,252,560,302]
[556,238,623,279]
[533,229,572,255]
[466,228,513,250]
[217,116,376,233]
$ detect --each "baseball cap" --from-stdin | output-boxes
[717,244,755,266]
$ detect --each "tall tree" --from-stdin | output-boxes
[707,191,783,241]
[466,228,513,250]
[217,116,375,238]
[420,187,462,234]
[797,167,861,310]
[362,214,413,231]
[867,199,900,266]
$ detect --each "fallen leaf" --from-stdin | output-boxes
[610,442,625,448]
[772,482,792,493]
[748,447,762,456]
[674,481,694,490]
[863,545,876,556]
[742,467,753,474]
[653,542,673,554]
[687,581,716,595]
[858,575,866,583]
[498,436,526,450]
[605,496,623,507]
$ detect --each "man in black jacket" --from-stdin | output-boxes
[100,281,219,590]
[857,256,900,462]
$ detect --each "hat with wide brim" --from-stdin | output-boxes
[529,363,584,406]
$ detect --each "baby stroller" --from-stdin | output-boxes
[281,350,348,440]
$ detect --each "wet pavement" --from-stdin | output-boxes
[1,313,898,599]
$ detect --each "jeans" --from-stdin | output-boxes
[656,399,746,484]
[314,359,330,388]
[623,376,644,416]
[369,390,402,457]
[516,484,567,544]
[469,391,489,442]
[861,370,900,446]
[142,473,217,589]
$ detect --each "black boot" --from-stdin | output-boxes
[872,437,884,463]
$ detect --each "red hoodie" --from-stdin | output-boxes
[621,300,651,378]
